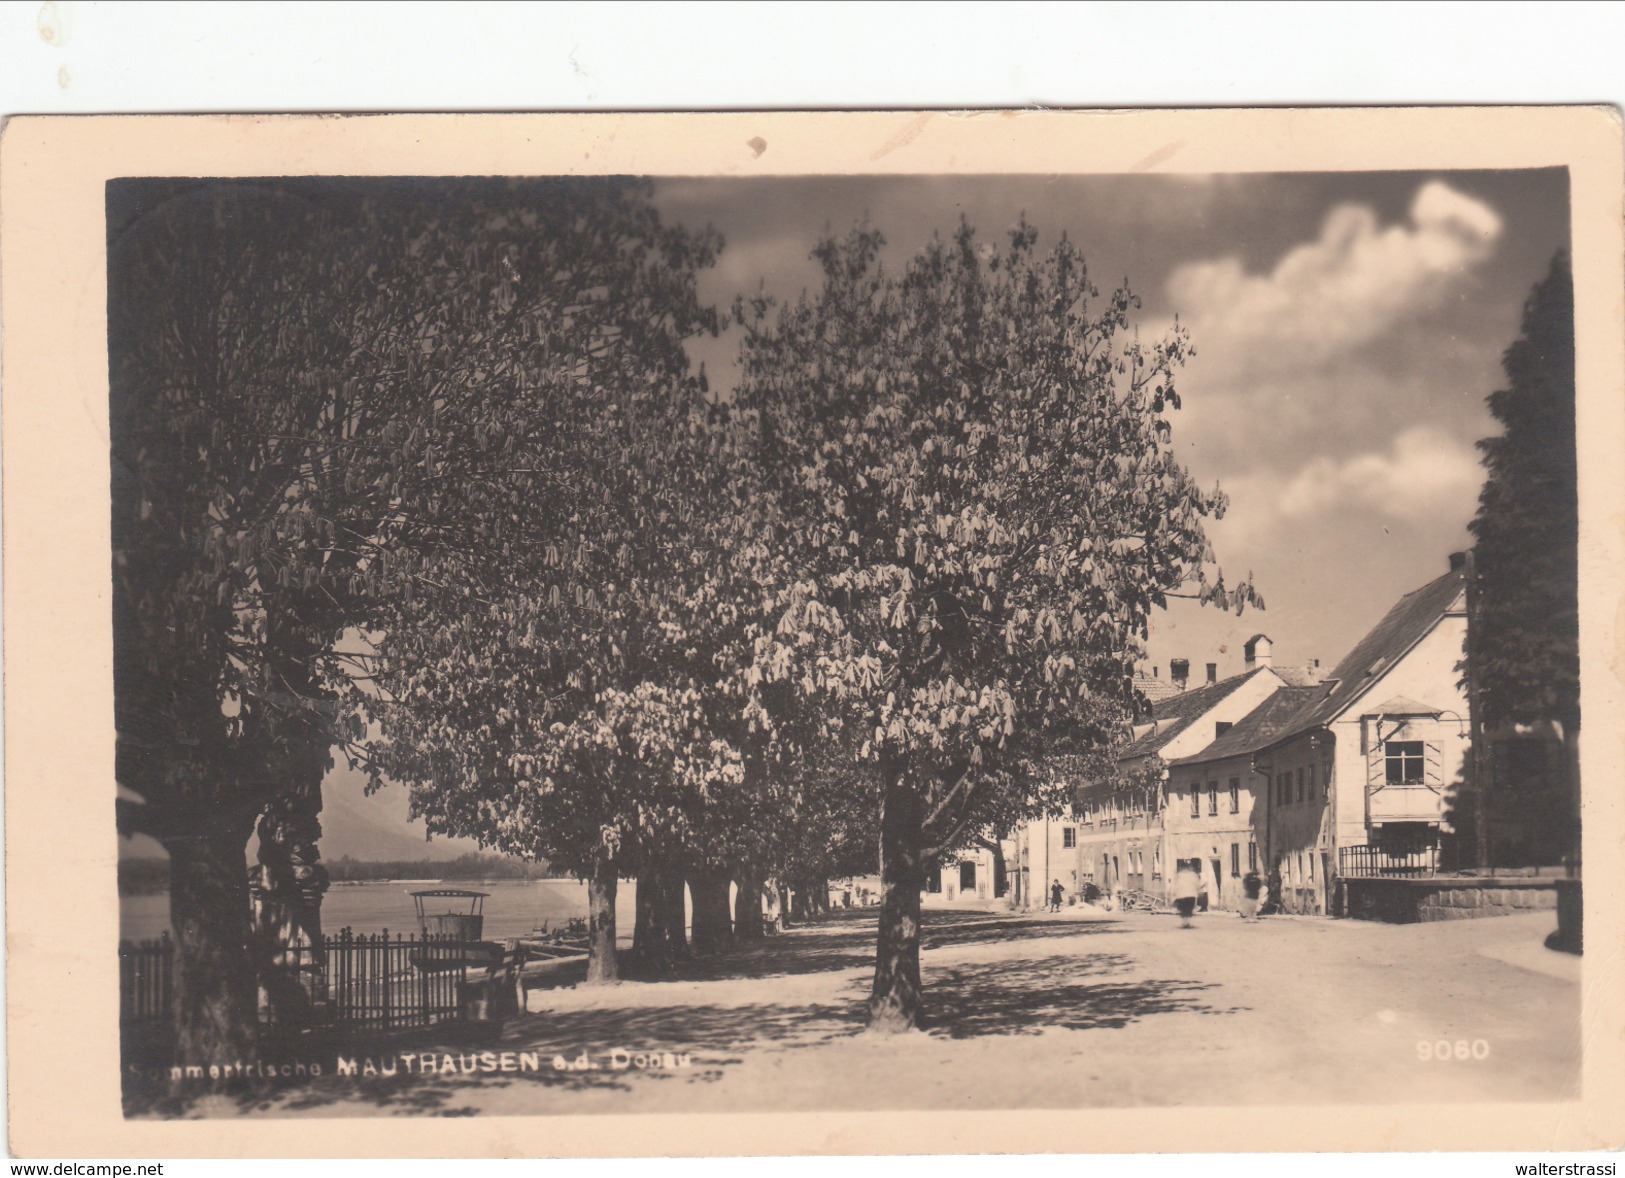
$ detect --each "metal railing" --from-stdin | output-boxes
[291,929,478,1034]
[119,934,174,1025]
[1338,843,1439,878]
[119,929,492,1036]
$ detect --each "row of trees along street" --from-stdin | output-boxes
[111,178,1258,1070]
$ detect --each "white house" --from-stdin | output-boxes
[1020,661,1301,908]
[1247,557,1471,912]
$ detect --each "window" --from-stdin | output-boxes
[1386,740,1426,785]
[1297,767,1305,803]
[1230,843,1241,876]
[1307,853,1315,881]
[1207,782,1219,816]
[1190,785,1201,818]
[1153,849,1162,879]
[1279,772,1290,805]
[1307,763,1317,798]
[1228,778,1240,814]
[960,861,977,891]
[1062,827,1076,848]
[1248,842,1258,872]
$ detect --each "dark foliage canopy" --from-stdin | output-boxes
[1467,251,1578,735]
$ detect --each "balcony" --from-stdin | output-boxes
[1367,782,1443,825]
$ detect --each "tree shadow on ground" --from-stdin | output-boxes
[924,954,1245,1038]
[624,908,1124,985]
[130,910,1154,1118]
[922,916,1128,952]
[231,940,1236,1116]
[250,994,870,1115]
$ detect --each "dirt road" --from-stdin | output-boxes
[216,906,1578,1118]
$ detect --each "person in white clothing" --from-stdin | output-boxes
[1172,862,1201,928]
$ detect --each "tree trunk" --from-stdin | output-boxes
[585,858,618,984]
[248,779,330,1029]
[734,873,764,941]
[632,865,661,960]
[167,825,258,1089]
[689,869,733,955]
[869,764,926,1032]
[657,865,688,958]
[979,837,1008,898]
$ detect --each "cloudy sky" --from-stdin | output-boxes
[654,168,1571,680]
[148,168,1567,863]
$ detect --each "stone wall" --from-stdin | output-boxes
[1340,876,1557,924]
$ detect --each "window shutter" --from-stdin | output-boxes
[1424,741,1442,787]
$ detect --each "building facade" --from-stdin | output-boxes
[1256,560,1471,912]
[1061,662,1295,907]
[939,557,1472,918]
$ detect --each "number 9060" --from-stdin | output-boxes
[1416,1039,1490,1061]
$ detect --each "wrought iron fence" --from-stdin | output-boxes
[119,928,494,1036]
[293,929,479,1034]
[1339,842,1439,878]
[119,934,174,1024]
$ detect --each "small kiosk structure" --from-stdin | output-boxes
[408,889,502,971]
[411,888,487,940]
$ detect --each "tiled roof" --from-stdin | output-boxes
[1118,668,1273,761]
[1270,666,1324,687]
[1168,686,1327,767]
[1133,675,1182,704]
[1261,566,1466,750]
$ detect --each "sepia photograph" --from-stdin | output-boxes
[4,108,1624,1158]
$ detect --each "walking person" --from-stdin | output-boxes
[1049,879,1064,913]
[1240,869,1262,922]
[1173,860,1200,928]
[1262,866,1284,916]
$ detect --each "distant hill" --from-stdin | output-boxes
[318,764,486,862]
[116,763,490,864]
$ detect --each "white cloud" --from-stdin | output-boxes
[1168,180,1503,374]
[1275,426,1483,520]
[1210,427,1483,561]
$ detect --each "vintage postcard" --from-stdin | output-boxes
[3,108,1623,1159]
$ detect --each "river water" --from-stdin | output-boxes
[119,878,643,944]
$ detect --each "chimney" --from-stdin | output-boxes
[1243,634,1273,671]
[1449,551,1468,572]
[1206,662,1218,686]
[1170,658,1190,691]
[1152,665,1159,681]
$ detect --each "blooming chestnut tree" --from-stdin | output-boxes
[735,220,1258,1029]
